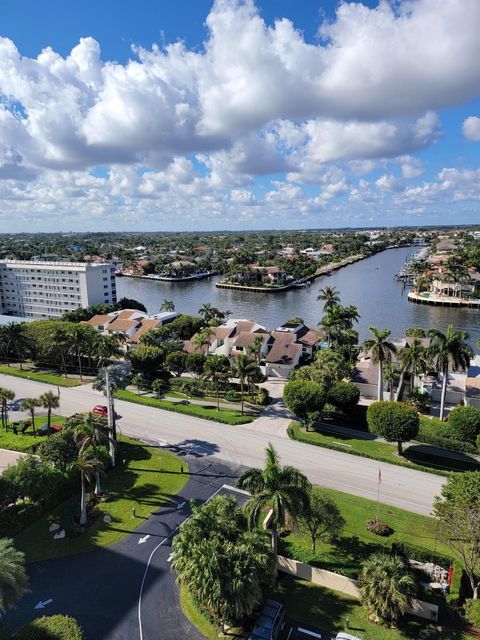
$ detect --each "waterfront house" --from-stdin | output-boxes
[86,309,179,349]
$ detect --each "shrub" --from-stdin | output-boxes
[366,518,393,536]
[448,406,480,443]
[406,389,431,413]
[328,381,360,411]
[256,387,270,406]
[367,401,419,455]
[15,615,84,640]
[224,391,241,402]
[283,380,327,427]
[464,599,480,629]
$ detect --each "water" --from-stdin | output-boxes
[116,247,480,348]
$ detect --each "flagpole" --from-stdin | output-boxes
[377,468,381,521]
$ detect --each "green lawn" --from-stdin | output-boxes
[288,422,480,475]
[273,576,469,640]
[179,586,221,640]
[279,486,453,580]
[0,364,82,387]
[15,436,188,563]
[116,389,256,425]
[0,416,66,453]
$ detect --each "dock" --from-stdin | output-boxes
[408,291,480,308]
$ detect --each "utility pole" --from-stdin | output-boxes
[106,368,116,467]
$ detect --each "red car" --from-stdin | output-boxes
[91,405,109,416]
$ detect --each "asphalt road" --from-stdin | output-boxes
[4,455,245,640]
[1,374,445,515]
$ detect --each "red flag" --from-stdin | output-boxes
[447,565,454,587]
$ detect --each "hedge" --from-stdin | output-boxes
[115,390,255,425]
[0,365,81,387]
[464,599,480,629]
[15,615,84,640]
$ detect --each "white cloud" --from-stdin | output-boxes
[462,116,480,141]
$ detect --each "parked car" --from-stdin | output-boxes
[91,405,108,416]
[249,600,285,640]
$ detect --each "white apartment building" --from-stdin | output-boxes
[0,260,117,319]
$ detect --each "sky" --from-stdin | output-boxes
[0,0,479,232]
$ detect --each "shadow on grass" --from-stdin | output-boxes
[403,445,480,472]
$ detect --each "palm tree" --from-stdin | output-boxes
[74,413,111,494]
[94,334,123,368]
[317,286,340,312]
[39,391,60,430]
[0,388,15,430]
[363,327,397,401]
[47,325,72,377]
[20,397,40,432]
[428,325,474,419]
[202,355,231,410]
[193,327,213,353]
[68,325,94,381]
[70,447,101,525]
[398,338,429,391]
[237,443,311,554]
[0,538,28,616]
[2,322,30,369]
[359,553,416,627]
[247,334,264,365]
[160,299,175,312]
[198,303,224,325]
[383,363,401,402]
[234,354,259,415]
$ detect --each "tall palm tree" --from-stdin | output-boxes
[94,334,123,368]
[39,391,60,430]
[68,325,94,381]
[382,363,401,402]
[0,388,15,430]
[0,538,28,616]
[247,334,264,365]
[398,338,429,391]
[363,327,397,401]
[193,327,213,353]
[237,443,311,554]
[73,413,111,494]
[198,303,224,325]
[359,553,416,627]
[20,397,40,432]
[70,447,101,525]
[234,354,259,415]
[160,299,175,312]
[317,286,340,312]
[202,355,231,410]
[428,325,474,419]
[2,322,30,369]
[47,325,72,377]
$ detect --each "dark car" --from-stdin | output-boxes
[249,600,285,640]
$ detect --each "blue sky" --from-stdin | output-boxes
[0,0,479,231]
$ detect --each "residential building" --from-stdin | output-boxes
[0,260,117,320]
[86,309,179,348]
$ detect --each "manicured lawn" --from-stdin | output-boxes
[273,576,469,639]
[0,416,66,452]
[288,422,480,475]
[0,364,82,387]
[15,436,188,563]
[179,586,220,640]
[279,486,455,581]
[115,389,256,425]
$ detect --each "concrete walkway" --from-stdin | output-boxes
[0,448,26,473]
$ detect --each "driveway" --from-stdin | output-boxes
[4,454,245,640]
[0,374,445,515]
[0,447,27,473]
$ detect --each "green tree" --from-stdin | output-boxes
[202,355,231,410]
[0,387,15,430]
[234,354,260,415]
[70,446,101,525]
[2,322,30,369]
[327,381,360,412]
[433,472,480,599]
[382,363,401,402]
[237,443,311,554]
[317,286,340,311]
[165,351,187,377]
[67,324,96,380]
[93,334,123,369]
[367,401,419,455]
[363,327,397,401]
[160,299,175,312]
[171,496,275,633]
[15,615,84,640]
[283,380,326,430]
[38,430,77,472]
[359,553,416,626]
[428,325,474,420]
[126,345,165,379]
[0,538,28,616]
[448,405,480,443]
[39,391,60,430]
[398,338,428,391]
[198,303,225,326]
[20,397,40,432]
[293,349,351,388]
[299,490,345,552]
[73,413,111,494]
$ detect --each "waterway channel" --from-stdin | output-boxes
[116,247,480,349]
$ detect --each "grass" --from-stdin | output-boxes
[115,389,256,425]
[0,416,66,452]
[0,364,81,387]
[15,435,188,563]
[273,575,469,639]
[279,485,453,579]
[179,586,221,640]
[288,422,480,475]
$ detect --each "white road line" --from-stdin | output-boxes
[137,484,230,640]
